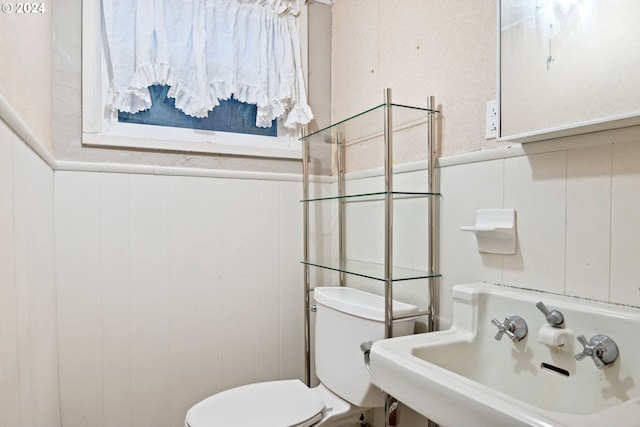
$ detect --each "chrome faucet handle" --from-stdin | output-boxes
[491,316,528,342]
[536,301,565,327]
[491,318,507,340]
[575,334,619,368]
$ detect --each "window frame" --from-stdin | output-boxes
[81,0,308,160]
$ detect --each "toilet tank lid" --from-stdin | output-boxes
[313,286,418,321]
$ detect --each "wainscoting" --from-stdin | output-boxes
[439,134,640,327]
[55,171,303,427]
[0,119,60,427]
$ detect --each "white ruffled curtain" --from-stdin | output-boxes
[102,0,313,129]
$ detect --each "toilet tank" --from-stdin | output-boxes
[313,286,418,408]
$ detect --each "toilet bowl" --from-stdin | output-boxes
[185,380,362,427]
[185,286,418,427]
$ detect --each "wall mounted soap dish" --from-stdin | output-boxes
[460,209,516,254]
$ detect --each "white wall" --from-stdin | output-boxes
[440,130,640,323]
[54,170,304,427]
[0,1,53,153]
[307,2,334,176]
[0,2,59,420]
[338,168,431,314]
[0,119,60,427]
[331,0,498,159]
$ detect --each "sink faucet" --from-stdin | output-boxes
[536,301,564,327]
[491,316,528,342]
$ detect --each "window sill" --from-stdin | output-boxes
[82,125,303,160]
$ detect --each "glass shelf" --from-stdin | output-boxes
[301,258,440,282]
[301,191,441,203]
[300,103,438,146]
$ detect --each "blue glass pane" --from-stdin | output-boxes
[118,85,277,137]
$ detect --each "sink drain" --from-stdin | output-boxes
[541,362,570,377]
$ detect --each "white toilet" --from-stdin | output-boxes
[185,286,418,427]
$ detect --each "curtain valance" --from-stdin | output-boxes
[102,0,313,129]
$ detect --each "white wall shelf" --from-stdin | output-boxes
[460,209,517,255]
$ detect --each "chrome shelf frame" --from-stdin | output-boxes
[301,89,440,387]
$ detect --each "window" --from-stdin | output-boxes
[82,0,310,159]
[118,85,277,137]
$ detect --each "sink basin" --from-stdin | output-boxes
[370,283,640,427]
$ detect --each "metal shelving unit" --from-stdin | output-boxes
[301,89,441,387]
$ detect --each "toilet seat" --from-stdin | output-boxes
[185,379,326,427]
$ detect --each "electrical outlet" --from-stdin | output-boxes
[486,100,497,140]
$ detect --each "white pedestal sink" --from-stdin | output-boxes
[370,283,640,427]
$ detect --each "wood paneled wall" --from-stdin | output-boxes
[0,120,60,427]
[55,171,304,427]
